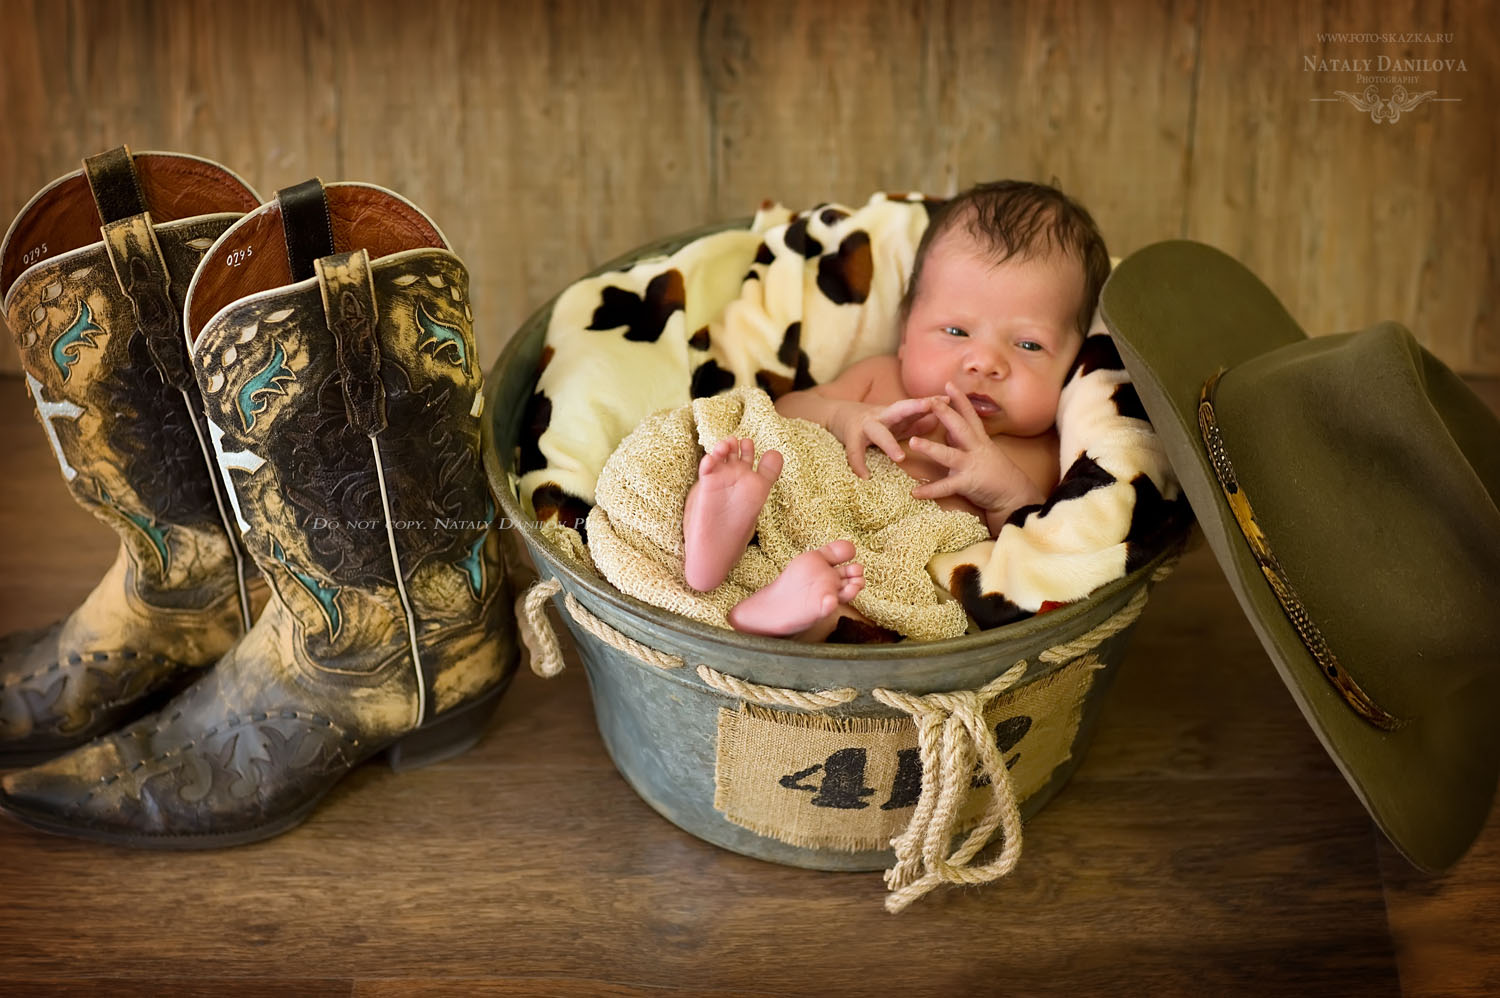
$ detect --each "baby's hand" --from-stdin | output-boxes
[907,383,1045,520]
[831,397,942,479]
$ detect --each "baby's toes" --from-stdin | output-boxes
[755,448,783,483]
[700,440,730,474]
[818,539,857,565]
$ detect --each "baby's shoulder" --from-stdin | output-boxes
[842,352,901,376]
[833,353,902,400]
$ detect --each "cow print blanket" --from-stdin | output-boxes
[515,193,1188,632]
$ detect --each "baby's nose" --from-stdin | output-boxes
[965,345,1007,377]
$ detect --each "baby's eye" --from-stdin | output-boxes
[1017,339,1044,352]
[942,325,968,338]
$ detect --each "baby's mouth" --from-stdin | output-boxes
[966,393,1000,416]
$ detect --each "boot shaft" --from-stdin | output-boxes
[186,181,500,714]
[1,148,261,613]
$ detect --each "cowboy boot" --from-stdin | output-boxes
[0,148,260,767]
[0,179,517,846]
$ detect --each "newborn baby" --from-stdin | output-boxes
[682,180,1111,640]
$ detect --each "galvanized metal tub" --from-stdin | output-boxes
[483,222,1189,877]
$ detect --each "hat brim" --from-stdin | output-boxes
[1099,240,1500,871]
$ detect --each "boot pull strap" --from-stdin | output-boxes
[285,180,386,435]
[84,147,194,392]
[101,216,192,391]
[276,179,336,282]
[82,146,148,224]
[315,249,387,436]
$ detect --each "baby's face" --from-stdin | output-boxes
[898,229,1086,438]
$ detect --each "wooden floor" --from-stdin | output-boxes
[0,374,1496,997]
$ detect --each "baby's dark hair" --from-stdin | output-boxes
[899,180,1111,337]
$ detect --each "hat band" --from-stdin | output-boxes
[1197,371,1404,732]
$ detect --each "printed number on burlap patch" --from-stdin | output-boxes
[712,655,1100,852]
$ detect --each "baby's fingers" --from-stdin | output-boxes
[911,475,961,500]
[878,397,933,425]
[931,395,979,445]
[904,413,940,437]
[866,421,906,465]
[845,433,872,479]
[944,382,989,436]
[907,434,962,468]
[887,407,942,439]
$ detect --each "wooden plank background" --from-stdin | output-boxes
[0,0,1495,377]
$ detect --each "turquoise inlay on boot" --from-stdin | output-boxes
[270,536,342,639]
[415,299,468,373]
[118,510,172,575]
[456,499,493,600]
[50,300,104,381]
[237,341,296,430]
[99,485,172,574]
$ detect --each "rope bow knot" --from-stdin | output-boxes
[871,662,1029,913]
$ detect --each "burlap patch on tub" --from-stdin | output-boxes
[713,655,1100,852]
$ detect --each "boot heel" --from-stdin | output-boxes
[386,680,507,772]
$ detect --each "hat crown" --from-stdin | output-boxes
[1210,322,1500,712]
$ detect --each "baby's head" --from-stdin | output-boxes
[897,181,1110,437]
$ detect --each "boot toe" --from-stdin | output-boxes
[0,689,369,848]
[0,618,205,768]
[0,733,147,839]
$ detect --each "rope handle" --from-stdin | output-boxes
[695,664,856,710]
[1035,551,1179,665]
[517,579,859,707]
[516,578,685,676]
[861,559,1181,911]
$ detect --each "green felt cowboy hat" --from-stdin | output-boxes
[1098,240,1500,871]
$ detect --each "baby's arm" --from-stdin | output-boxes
[776,357,941,478]
[773,356,880,426]
[908,384,1048,535]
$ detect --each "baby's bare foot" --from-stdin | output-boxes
[727,540,865,637]
[684,437,784,592]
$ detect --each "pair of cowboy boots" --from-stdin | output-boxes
[0,147,517,846]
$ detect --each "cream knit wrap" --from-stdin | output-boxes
[586,386,990,641]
